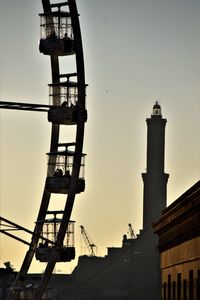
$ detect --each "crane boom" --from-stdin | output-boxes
[128,223,136,239]
[80,225,96,256]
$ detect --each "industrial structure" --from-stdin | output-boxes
[80,225,97,257]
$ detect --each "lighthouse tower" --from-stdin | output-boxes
[142,102,169,230]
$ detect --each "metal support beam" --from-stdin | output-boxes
[0,101,54,112]
[0,216,55,245]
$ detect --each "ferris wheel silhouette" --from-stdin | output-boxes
[0,0,87,299]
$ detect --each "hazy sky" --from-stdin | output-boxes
[0,0,200,273]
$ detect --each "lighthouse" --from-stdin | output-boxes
[142,102,169,230]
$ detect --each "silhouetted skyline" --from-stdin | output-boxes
[0,0,199,273]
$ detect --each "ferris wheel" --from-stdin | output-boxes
[0,0,87,299]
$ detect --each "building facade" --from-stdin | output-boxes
[153,180,200,300]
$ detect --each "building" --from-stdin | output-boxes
[153,180,200,300]
[142,101,169,230]
[0,263,16,300]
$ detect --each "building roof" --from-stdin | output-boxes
[153,180,200,251]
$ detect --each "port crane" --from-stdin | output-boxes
[128,223,136,239]
[80,225,97,256]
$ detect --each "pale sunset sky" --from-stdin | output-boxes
[0,0,200,273]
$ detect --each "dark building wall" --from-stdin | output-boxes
[124,228,161,300]
[0,268,16,300]
[69,227,161,300]
[153,180,200,300]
